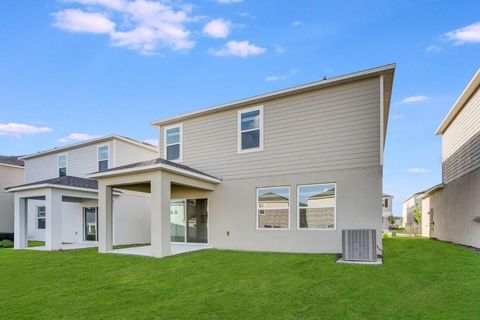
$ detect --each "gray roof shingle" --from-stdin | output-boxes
[6,176,97,191]
[0,156,24,167]
[95,157,220,180]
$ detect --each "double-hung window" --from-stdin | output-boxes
[98,146,109,171]
[58,154,67,177]
[238,106,263,152]
[37,206,46,229]
[164,125,182,161]
[257,186,290,229]
[298,183,336,230]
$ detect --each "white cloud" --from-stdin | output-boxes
[215,0,243,4]
[444,21,480,45]
[291,21,302,27]
[143,138,159,147]
[58,132,100,143]
[0,123,52,137]
[398,95,429,104]
[203,19,231,38]
[53,9,116,34]
[407,168,430,174]
[390,114,404,120]
[211,40,266,57]
[265,69,297,82]
[53,0,196,54]
[426,45,442,53]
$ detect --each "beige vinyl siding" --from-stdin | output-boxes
[113,139,158,166]
[24,153,59,183]
[159,77,381,180]
[24,140,157,183]
[442,86,480,183]
[0,165,24,233]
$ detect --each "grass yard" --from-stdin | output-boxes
[0,238,479,319]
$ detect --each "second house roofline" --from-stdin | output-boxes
[20,134,158,160]
[151,63,396,128]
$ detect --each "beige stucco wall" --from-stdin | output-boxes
[425,169,480,248]
[0,165,24,233]
[208,165,382,254]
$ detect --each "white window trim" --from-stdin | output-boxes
[57,153,67,177]
[97,144,109,171]
[36,205,46,230]
[238,105,264,154]
[256,186,290,231]
[297,183,337,231]
[163,123,183,162]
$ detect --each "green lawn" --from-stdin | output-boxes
[0,238,479,319]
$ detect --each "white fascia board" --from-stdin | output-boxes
[6,184,98,193]
[0,163,24,169]
[88,163,221,184]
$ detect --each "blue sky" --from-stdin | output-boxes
[1,0,479,215]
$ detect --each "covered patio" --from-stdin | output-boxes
[7,176,99,251]
[89,158,221,258]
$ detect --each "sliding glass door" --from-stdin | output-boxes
[84,207,97,242]
[170,200,186,242]
[170,199,208,244]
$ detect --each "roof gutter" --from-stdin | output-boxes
[87,162,221,184]
[6,183,98,193]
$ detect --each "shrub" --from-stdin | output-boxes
[0,240,14,248]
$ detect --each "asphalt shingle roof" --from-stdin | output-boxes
[6,176,97,191]
[0,156,24,167]
[96,157,220,180]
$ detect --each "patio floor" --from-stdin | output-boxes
[26,242,98,251]
[108,243,210,257]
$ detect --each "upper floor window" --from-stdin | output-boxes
[383,198,389,208]
[164,124,182,161]
[58,154,67,177]
[238,106,263,153]
[298,183,336,230]
[98,145,109,172]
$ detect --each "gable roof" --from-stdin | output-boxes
[151,64,395,145]
[0,156,24,168]
[435,68,480,135]
[20,135,158,160]
[5,175,97,192]
[88,157,221,183]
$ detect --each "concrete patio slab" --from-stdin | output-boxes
[108,243,209,257]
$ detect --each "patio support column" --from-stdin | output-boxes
[150,171,171,258]
[45,189,63,251]
[98,183,113,253]
[13,195,27,249]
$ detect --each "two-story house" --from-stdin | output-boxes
[401,191,424,229]
[7,135,158,250]
[382,193,393,229]
[421,69,480,248]
[0,156,24,240]
[88,64,395,259]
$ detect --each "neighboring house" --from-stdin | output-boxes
[7,135,158,250]
[88,64,395,258]
[401,191,424,228]
[0,156,24,240]
[382,193,393,229]
[422,69,480,248]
